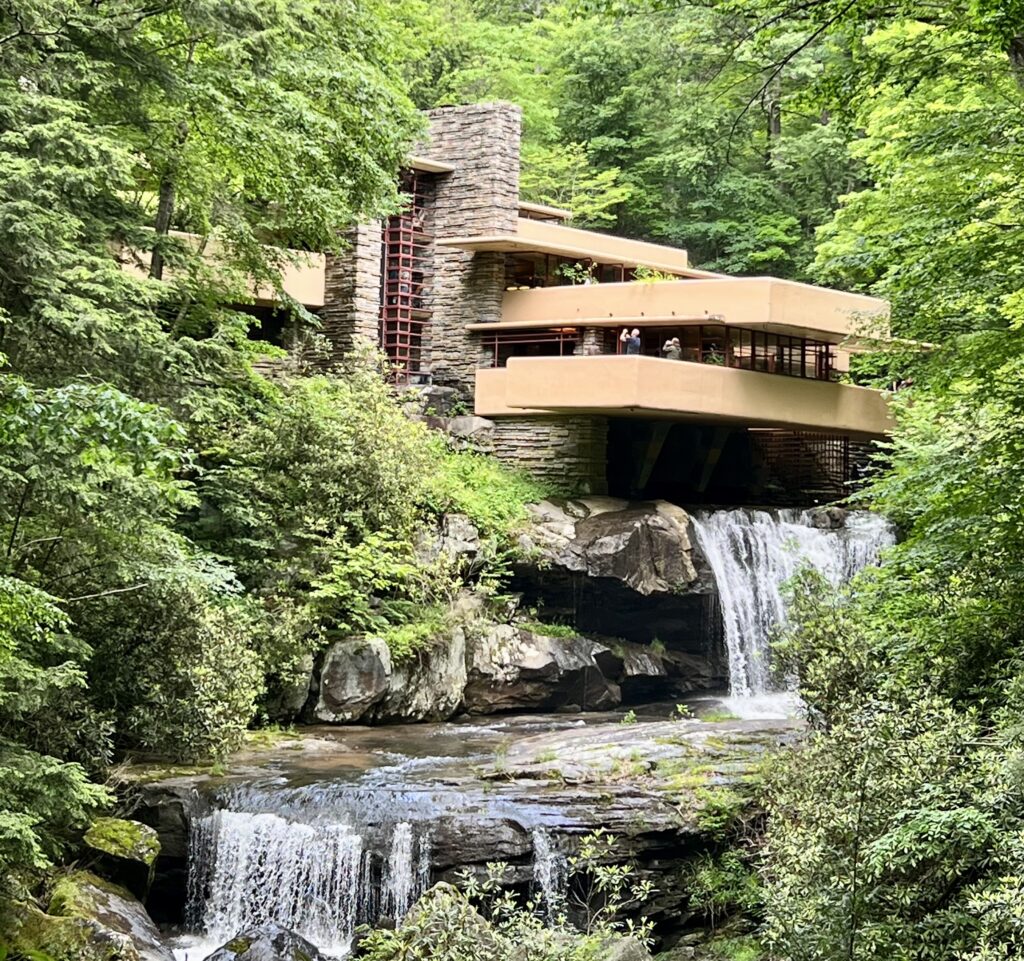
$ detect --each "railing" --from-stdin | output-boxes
[480,322,838,382]
[480,328,579,367]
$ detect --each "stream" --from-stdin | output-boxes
[162,701,788,960]
[156,507,893,960]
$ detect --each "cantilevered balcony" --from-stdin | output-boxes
[475,355,893,438]
[484,278,888,342]
[439,218,717,277]
[124,231,326,309]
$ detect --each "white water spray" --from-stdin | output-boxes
[691,509,893,697]
[531,828,567,921]
[181,809,431,958]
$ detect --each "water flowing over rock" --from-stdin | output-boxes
[531,828,568,921]
[183,807,432,956]
[690,508,894,696]
[137,711,798,957]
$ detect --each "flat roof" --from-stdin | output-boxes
[438,217,721,278]
[408,154,456,174]
[518,199,573,221]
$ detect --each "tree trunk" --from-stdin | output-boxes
[1008,36,1024,89]
[149,174,176,281]
[149,121,188,281]
[765,76,782,167]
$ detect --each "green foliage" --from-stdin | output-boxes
[420,448,551,539]
[362,831,655,961]
[519,621,579,638]
[684,851,761,926]
[0,0,425,890]
[412,1,859,276]
[379,606,451,662]
[0,578,108,883]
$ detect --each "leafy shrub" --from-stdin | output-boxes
[0,579,109,882]
[88,572,263,762]
[684,850,761,926]
[420,448,551,541]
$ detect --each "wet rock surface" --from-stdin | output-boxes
[132,707,799,941]
[205,923,325,961]
[511,500,724,674]
[309,626,722,725]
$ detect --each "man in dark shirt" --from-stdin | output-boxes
[620,327,642,355]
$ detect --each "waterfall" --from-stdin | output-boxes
[183,809,431,957]
[531,828,567,921]
[691,509,894,697]
[384,822,418,920]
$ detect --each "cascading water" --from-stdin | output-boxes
[179,805,431,959]
[531,828,568,921]
[171,729,579,961]
[691,509,894,698]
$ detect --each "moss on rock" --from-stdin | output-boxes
[5,899,137,961]
[84,817,161,867]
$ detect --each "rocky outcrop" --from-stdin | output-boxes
[206,923,325,961]
[315,637,392,722]
[464,626,620,714]
[512,500,722,671]
[309,624,720,724]
[3,871,175,961]
[517,498,707,596]
[304,499,728,725]
[312,631,466,724]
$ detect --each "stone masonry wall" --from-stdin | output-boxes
[574,327,605,356]
[417,103,522,394]
[491,416,609,495]
[320,222,382,364]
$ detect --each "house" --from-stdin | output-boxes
[283,103,892,505]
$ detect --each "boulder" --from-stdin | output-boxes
[313,631,467,724]
[313,637,391,723]
[513,500,721,666]
[83,817,161,901]
[18,870,176,961]
[445,415,495,452]
[369,627,468,723]
[464,625,620,714]
[570,502,700,595]
[84,818,160,868]
[439,513,481,561]
[205,923,324,961]
[415,514,482,566]
[416,384,462,418]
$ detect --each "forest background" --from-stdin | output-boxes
[3,1,1024,959]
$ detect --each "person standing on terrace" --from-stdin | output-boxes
[620,328,642,355]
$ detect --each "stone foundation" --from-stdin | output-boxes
[491,416,608,494]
